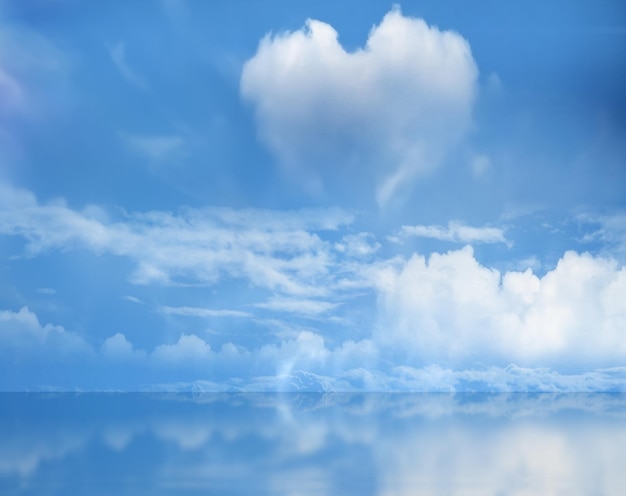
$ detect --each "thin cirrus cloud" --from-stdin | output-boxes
[0,182,355,297]
[0,306,92,358]
[160,306,251,318]
[390,220,509,245]
[122,133,187,163]
[241,7,478,205]
[334,233,381,258]
[36,287,56,295]
[0,25,67,112]
[254,297,339,316]
[0,67,24,115]
[109,42,148,90]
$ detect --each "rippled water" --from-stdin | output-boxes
[1,393,625,495]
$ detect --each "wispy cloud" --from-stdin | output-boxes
[0,25,69,164]
[122,295,144,304]
[0,183,358,298]
[160,0,190,21]
[161,306,251,318]
[0,68,25,115]
[254,297,338,316]
[109,42,148,90]
[577,211,626,259]
[470,153,491,178]
[389,220,510,246]
[123,133,186,163]
[334,233,380,258]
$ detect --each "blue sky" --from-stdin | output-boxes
[0,0,625,391]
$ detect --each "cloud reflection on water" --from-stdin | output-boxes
[0,393,624,495]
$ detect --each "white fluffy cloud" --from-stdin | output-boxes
[0,306,91,357]
[241,7,478,205]
[101,333,147,361]
[2,304,626,391]
[152,334,214,364]
[377,246,626,368]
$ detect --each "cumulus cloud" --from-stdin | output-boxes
[0,306,91,357]
[2,304,626,391]
[376,246,626,368]
[98,327,370,388]
[241,7,478,205]
[390,220,509,245]
[152,334,213,364]
[101,333,147,361]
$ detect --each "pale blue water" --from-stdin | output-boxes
[1,393,625,495]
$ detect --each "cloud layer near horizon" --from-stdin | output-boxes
[241,7,478,205]
[1,182,626,390]
[377,246,626,369]
[2,305,626,392]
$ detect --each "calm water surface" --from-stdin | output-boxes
[1,393,625,495]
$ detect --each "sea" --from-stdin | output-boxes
[1,392,625,495]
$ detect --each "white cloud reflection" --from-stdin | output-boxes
[1,394,624,494]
